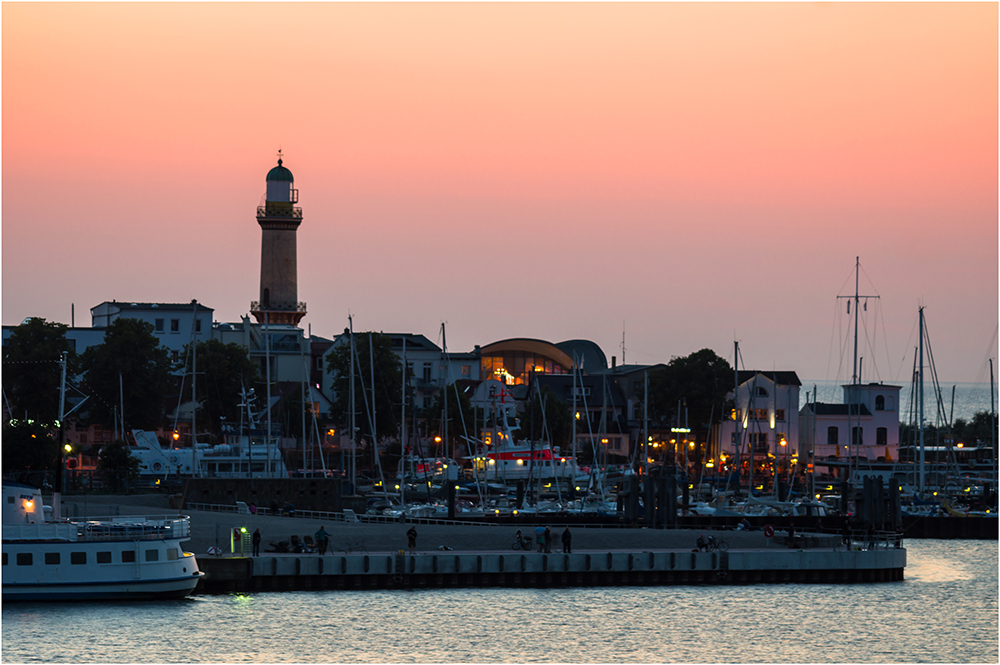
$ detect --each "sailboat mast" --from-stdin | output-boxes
[349,316,356,485]
[643,370,649,477]
[991,359,997,486]
[401,336,406,509]
[441,323,448,463]
[919,306,926,495]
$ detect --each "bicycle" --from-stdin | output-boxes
[706,536,729,552]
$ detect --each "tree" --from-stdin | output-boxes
[424,382,478,458]
[80,319,173,431]
[1,420,59,473]
[179,339,261,435]
[2,317,75,424]
[96,439,140,492]
[522,385,573,451]
[648,349,733,439]
[326,332,402,446]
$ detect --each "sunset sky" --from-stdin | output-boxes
[3,3,997,385]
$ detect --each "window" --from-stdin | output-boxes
[877,427,888,447]
[155,318,164,332]
[146,549,159,562]
[122,550,136,563]
[71,552,86,564]
[775,409,785,422]
[17,553,33,566]
[96,551,112,564]
[167,548,179,561]
[2,553,6,565]
[195,319,202,333]
[45,552,60,565]
[171,351,179,363]
[422,363,432,382]
[462,365,471,377]
[755,386,768,397]
[875,395,885,411]
[170,319,180,332]
[827,426,839,445]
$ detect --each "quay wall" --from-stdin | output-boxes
[195,548,906,594]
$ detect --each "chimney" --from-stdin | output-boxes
[612,356,617,369]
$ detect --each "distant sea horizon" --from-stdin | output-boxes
[799,379,997,424]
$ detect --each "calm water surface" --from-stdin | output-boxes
[2,540,996,663]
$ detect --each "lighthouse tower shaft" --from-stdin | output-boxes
[251,158,306,326]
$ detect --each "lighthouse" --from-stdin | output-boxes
[251,152,306,326]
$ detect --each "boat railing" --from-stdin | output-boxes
[71,515,191,541]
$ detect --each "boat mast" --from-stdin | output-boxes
[643,370,649,478]
[54,351,68,520]
[918,306,926,496]
[349,316,356,486]
[991,358,997,490]
[441,323,448,464]
[401,336,406,510]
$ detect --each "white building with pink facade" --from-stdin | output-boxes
[799,382,902,464]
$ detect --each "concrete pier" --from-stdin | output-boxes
[195,546,906,594]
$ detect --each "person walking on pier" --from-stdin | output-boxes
[535,525,546,552]
[407,526,418,554]
[315,526,330,555]
[561,527,572,554]
[252,528,261,557]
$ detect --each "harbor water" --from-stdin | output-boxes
[2,540,996,663]
[802,380,996,425]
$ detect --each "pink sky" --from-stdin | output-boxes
[3,3,997,383]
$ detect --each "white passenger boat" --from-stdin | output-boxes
[1,482,204,601]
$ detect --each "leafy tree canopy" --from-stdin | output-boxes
[80,318,173,431]
[326,332,402,443]
[3,317,75,424]
[178,339,261,435]
[648,348,733,435]
[424,382,478,454]
[521,385,573,451]
[1,420,59,472]
[96,439,141,492]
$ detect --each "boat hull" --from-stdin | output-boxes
[3,573,204,601]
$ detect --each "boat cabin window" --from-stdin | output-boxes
[122,550,136,563]
[71,552,86,565]
[2,553,6,565]
[96,551,112,564]
[167,548,179,560]
[146,549,159,562]
[16,553,32,566]
[45,552,60,565]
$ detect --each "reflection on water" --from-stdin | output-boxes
[2,540,996,664]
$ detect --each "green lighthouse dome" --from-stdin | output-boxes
[266,158,294,182]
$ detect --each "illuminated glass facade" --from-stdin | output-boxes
[479,340,574,386]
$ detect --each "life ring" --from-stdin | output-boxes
[763,524,775,538]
